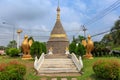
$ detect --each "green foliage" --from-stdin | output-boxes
[75,43,86,56]
[92,41,111,57]
[0,56,120,80]
[69,35,86,56]
[69,42,86,56]
[72,35,85,43]
[28,36,34,42]
[94,41,106,49]
[93,59,120,80]
[30,41,46,58]
[101,19,120,47]
[69,42,76,53]
[77,35,85,43]
[6,48,20,57]
[92,48,110,57]
[0,46,6,50]
[7,40,17,48]
[40,42,47,54]
[113,46,120,51]
[30,41,40,58]
[0,61,26,80]
[101,34,113,45]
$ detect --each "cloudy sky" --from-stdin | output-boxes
[0,0,120,46]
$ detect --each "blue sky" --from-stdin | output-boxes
[0,0,120,46]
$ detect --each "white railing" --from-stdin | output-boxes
[34,53,45,71]
[71,53,83,71]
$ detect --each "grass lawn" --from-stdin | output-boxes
[0,56,120,80]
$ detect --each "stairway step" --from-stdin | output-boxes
[43,61,73,63]
[43,59,74,65]
[43,62,74,64]
[44,59,72,61]
[37,56,79,73]
[40,67,77,70]
[39,68,79,73]
[41,64,76,68]
[45,54,69,59]
[39,69,79,73]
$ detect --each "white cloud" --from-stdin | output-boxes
[0,0,120,46]
[74,0,87,12]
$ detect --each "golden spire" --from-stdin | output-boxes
[57,0,60,21]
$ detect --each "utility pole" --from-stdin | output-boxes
[82,25,87,39]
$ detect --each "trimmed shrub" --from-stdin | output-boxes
[0,61,26,80]
[6,48,20,57]
[93,59,120,80]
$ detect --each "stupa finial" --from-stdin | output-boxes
[57,0,60,21]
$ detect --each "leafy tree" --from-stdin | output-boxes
[69,35,85,54]
[72,36,77,43]
[94,41,106,49]
[69,42,76,53]
[0,46,6,50]
[7,40,17,48]
[101,18,120,48]
[111,19,120,45]
[30,41,46,58]
[75,43,86,56]
[78,35,85,43]
[30,41,40,58]
[72,35,85,44]
[101,34,112,44]
[40,42,47,54]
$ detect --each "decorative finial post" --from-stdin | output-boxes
[17,29,22,48]
[57,0,60,21]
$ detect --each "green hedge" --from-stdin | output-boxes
[93,59,120,80]
[6,48,20,57]
[0,61,26,80]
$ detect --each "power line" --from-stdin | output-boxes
[91,27,120,37]
[91,30,110,37]
[75,0,120,37]
[0,25,83,33]
[84,0,120,26]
